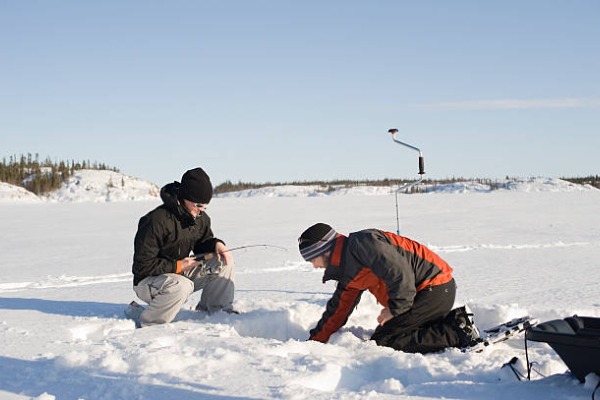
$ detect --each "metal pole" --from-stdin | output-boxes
[388,129,425,235]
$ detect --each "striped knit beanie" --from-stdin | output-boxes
[298,223,338,261]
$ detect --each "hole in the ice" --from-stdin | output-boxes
[232,309,307,341]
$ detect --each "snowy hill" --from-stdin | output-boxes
[0,182,43,203]
[0,170,160,203]
[46,170,160,203]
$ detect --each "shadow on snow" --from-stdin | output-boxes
[0,355,259,400]
[0,297,123,318]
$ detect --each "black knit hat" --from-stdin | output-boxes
[179,167,213,204]
[298,223,338,261]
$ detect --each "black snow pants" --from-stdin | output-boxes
[370,279,462,354]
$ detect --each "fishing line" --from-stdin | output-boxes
[221,244,288,254]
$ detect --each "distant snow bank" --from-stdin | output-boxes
[216,177,598,198]
[420,177,595,194]
[0,174,596,203]
[216,185,395,198]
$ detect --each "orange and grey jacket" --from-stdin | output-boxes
[309,229,453,343]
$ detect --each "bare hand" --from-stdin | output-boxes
[215,242,234,266]
[180,257,201,272]
[377,307,393,326]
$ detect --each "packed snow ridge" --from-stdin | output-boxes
[0,171,596,203]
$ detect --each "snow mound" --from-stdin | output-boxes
[0,182,42,203]
[45,170,160,203]
[414,177,595,194]
[503,177,594,192]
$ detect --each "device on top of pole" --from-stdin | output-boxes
[388,128,425,235]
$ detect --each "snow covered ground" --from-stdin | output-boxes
[0,175,599,399]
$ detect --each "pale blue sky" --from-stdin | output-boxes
[1,1,599,186]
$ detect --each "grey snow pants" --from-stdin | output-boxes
[133,262,235,327]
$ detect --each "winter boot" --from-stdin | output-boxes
[195,303,240,315]
[449,305,481,347]
[124,301,144,328]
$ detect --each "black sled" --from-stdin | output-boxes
[526,315,600,382]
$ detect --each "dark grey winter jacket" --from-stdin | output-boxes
[132,182,223,286]
[310,229,454,343]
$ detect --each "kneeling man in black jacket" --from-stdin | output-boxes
[130,167,236,327]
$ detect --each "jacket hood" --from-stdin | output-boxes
[160,182,196,225]
[160,182,180,210]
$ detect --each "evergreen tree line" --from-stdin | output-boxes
[214,177,479,194]
[561,175,600,189]
[0,154,119,195]
[214,178,425,194]
[214,178,399,194]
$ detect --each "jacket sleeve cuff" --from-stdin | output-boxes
[194,238,226,255]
